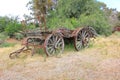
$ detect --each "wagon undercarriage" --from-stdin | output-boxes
[9,26,97,59]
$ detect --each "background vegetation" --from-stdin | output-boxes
[0,0,120,39]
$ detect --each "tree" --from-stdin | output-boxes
[117,12,120,21]
[0,16,10,32]
[4,16,22,37]
[55,0,104,18]
[26,0,112,35]
[26,0,54,29]
[46,0,111,35]
[27,0,54,15]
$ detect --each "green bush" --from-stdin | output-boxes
[0,32,8,44]
[0,16,9,32]
[0,42,15,48]
[46,0,112,36]
[14,33,24,40]
[78,13,112,36]
[5,21,22,37]
[0,32,14,47]
[0,32,8,40]
[25,23,36,30]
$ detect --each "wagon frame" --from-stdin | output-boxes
[9,16,97,59]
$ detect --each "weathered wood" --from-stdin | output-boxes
[44,34,64,56]
[9,26,97,58]
[74,26,97,51]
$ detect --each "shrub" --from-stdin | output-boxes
[78,13,112,36]
[0,32,8,40]
[14,33,24,40]
[0,32,8,44]
[0,16,9,32]
[5,21,22,37]
[46,0,112,36]
[0,42,15,48]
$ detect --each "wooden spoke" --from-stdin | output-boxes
[81,30,90,47]
[74,28,91,51]
[44,34,64,56]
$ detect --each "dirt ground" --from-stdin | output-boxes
[0,33,120,80]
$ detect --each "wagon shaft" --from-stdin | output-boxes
[9,46,32,59]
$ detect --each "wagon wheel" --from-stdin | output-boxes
[44,34,64,56]
[81,30,90,48]
[74,30,83,51]
[74,29,90,51]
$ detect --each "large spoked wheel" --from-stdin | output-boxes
[74,30,83,51]
[44,34,64,56]
[74,29,90,51]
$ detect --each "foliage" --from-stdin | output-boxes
[0,42,16,48]
[78,13,111,36]
[0,16,10,32]
[0,0,116,37]
[26,23,36,30]
[0,32,15,47]
[5,22,21,37]
[27,0,54,16]
[0,32,8,41]
[117,12,120,21]
[56,0,100,18]
[14,33,24,40]
[47,16,77,30]
[101,3,120,27]
[4,17,22,37]
[46,0,112,36]
[0,16,23,37]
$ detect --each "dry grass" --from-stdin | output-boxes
[0,32,120,80]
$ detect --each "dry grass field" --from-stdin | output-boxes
[0,32,120,80]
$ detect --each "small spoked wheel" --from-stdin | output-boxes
[44,34,64,56]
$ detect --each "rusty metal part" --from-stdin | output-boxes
[9,46,31,59]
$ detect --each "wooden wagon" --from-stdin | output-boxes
[9,24,97,59]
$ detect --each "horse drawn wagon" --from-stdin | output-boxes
[9,15,97,59]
